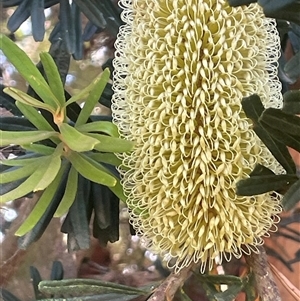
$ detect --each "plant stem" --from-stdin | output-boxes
[148,265,194,301]
[245,245,281,301]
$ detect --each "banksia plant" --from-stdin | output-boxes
[0,34,133,239]
[112,0,284,272]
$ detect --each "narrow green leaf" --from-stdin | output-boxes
[67,174,91,249]
[242,94,296,174]
[40,52,65,106]
[243,272,257,301]
[241,94,264,122]
[284,51,300,81]
[91,184,112,229]
[0,162,40,183]
[236,174,299,196]
[89,153,122,166]
[36,294,141,301]
[282,90,300,115]
[50,261,64,280]
[54,166,78,217]
[76,121,119,137]
[197,274,243,285]
[38,279,149,295]
[228,0,255,6]
[16,101,61,145]
[260,108,300,136]
[64,70,109,107]
[108,179,126,203]
[0,34,59,109]
[58,123,100,152]
[15,164,66,236]
[0,130,58,147]
[73,0,107,29]
[67,152,116,187]
[1,156,42,167]
[249,164,275,177]
[1,288,22,301]
[0,179,24,197]
[82,155,126,202]
[75,68,110,126]
[33,144,63,191]
[260,123,300,153]
[16,101,54,131]
[64,84,94,107]
[0,156,59,203]
[214,283,243,301]
[30,266,43,300]
[87,133,134,153]
[4,87,56,113]
[60,0,75,54]
[17,161,71,248]
[196,280,219,300]
[262,1,300,25]
[282,179,300,211]
[72,2,83,60]
[22,144,56,155]
[0,116,34,131]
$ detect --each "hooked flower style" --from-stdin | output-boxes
[112,0,282,272]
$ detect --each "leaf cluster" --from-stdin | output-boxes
[1,261,261,301]
[236,93,300,210]
[1,0,123,58]
[228,0,300,25]
[194,272,257,301]
[0,261,152,301]
[0,34,133,248]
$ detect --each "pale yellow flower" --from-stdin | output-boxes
[112,0,282,272]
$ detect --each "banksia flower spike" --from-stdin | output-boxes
[112,0,283,272]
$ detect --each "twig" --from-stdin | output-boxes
[244,245,281,301]
[147,264,194,301]
[270,263,300,301]
[0,197,33,286]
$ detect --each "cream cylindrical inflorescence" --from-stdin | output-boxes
[112,0,282,272]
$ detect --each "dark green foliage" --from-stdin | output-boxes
[30,0,46,41]
[1,262,152,300]
[62,175,91,250]
[0,84,23,115]
[259,108,300,152]
[194,273,258,301]
[284,52,300,83]
[283,90,300,115]
[228,0,257,5]
[1,261,65,301]
[0,35,130,250]
[18,162,70,249]
[50,261,64,281]
[282,179,300,210]
[0,116,36,131]
[238,94,300,210]
[236,174,298,196]
[241,94,296,174]
[30,266,44,299]
[229,0,300,25]
[2,0,122,59]
[0,288,22,301]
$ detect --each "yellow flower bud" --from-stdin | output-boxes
[112,0,282,272]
